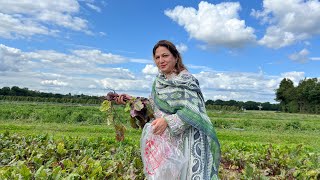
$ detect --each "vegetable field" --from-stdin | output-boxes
[0,102,319,179]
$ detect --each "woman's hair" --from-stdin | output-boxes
[152,40,187,74]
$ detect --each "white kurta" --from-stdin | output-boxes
[146,71,218,180]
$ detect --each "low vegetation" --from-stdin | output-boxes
[0,101,319,179]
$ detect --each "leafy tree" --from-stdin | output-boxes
[0,87,11,95]
[296,78,317,113]
[205,99,215,105]
[244,101,258,110]
[275,78,296,112]
[215,99,224,106]
[275,77,320,114]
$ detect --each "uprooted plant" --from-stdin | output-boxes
[100,91,154,141]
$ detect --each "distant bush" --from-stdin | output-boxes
[0,103,108,125]
[206,104,241,112]
[285,121,302,130]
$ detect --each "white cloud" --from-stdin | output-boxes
[194,70,305,102]
[195,71,264,91]
[288,48,320,63]
[71,49,127,64]
[280,71,305,86]
[210,95,228,101]
[86,3,101,12]
[0,0,92,38]
[99,78,152,91]
[0,43,142,93]
[176,43,188,53]
[37,11,88,32]
[0,44,310,103]
[310,57,320,61]
[99,32,106,36]
[41,80,68,86]
[0,43,159,97]
[289,48,310,63]
[252,0,320,48]
[186,64,213,72]
[0,44,143,79]
[0,44,28,71]
[165,1,256,48]
[0,13,54,38]
[258,27,296,49]
[142,64,158,75]
[88,84,97,89]
[130,58,153,64]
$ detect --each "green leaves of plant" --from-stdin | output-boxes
[99,100,111,112]
[133,100,143,111]
[57,143,67,155]
[115,124,126,142]
[0,133,145,179]
[20,164,32,179]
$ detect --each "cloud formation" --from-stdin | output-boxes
[41,80,68,86]
[0,43,309,102]
[252,0,320,48]
[142,64,158,75]
[86,2,102,13]
[165,1,256,48]
[0,44,141,95]
[195,70,305,102]
[289,48,310,63]
[288,48,320,63]
[0,1,316,102]
[0,0,93,38]
[176,43,188,53]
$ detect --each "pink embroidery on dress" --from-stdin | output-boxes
[144,136,172,175]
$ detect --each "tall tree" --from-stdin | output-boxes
[297,78,318,113]
[275,78,296,112]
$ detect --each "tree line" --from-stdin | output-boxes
[205,99,280,111]
[1,86,281,111]
[2,79,319,113]
[0,86,102,104]
[275,78,320,114]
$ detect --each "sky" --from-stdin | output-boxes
[0,0,319,103]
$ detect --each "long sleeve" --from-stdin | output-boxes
[149,90,190,136]
[164,113,190,136]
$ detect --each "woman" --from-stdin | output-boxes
[148,40,220,180]
[117,40,220,179]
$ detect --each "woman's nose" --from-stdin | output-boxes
[159,57,165,63]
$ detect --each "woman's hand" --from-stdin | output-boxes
[114,94,132,104]
[151,118,168,135]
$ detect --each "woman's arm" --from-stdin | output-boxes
[164,114,190,136]
[150,90,191,136]
[151,106,191,136]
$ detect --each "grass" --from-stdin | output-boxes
[1,102,319,179]
[1,120,319,152]
[0,101,319,151]
[217,129,320,151]
[0,121,142,143]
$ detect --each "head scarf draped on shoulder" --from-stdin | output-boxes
[151,71,221,172]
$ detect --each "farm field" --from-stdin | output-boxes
[0,102,319,179]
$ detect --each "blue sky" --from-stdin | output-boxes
[0,0,319,103]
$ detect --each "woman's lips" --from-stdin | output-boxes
[160,65,166,69]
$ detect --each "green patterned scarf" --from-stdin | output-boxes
[152,72,221,174]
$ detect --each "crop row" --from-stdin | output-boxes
[1,102,320,132]
[1,132,319,179]
[0,132,143,179]
[0,103,129,125]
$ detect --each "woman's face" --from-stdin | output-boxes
[154,46,176,75]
